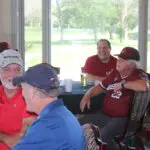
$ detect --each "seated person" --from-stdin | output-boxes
[80,47,149,149]
[12,63,86,150]
[83,39,117,82]
[0,49,36,150]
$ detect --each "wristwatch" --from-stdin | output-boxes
[121,80,126,88]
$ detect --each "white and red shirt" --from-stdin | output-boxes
[99,69,144,117]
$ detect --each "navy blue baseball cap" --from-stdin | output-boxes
[13,63,59,90]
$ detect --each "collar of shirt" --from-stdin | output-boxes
[39,98,64,118]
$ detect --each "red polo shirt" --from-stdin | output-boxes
[83,55,117,77]
[0,86,35,150]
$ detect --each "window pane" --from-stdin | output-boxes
[51,0,139,80]
[24,0,42,70]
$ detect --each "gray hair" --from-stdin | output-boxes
[22,82,61,98]
[127,59,141,69]
[36,87,61,98]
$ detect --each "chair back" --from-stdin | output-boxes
[116,72,150,149]
[82,123,107,150]
[127,72,150,132]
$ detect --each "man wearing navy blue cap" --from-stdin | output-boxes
[12,63,86,150]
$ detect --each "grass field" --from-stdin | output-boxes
[24,27,150,79]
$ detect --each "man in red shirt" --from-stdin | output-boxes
[80,47,149,149]
[0,49,36,150]
[83,39,117,82]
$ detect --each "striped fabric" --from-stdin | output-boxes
[82,123,101,150]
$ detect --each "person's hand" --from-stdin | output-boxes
[80,93,91,112]
[0,132,21,148]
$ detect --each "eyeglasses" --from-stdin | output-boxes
[1,66,23,74]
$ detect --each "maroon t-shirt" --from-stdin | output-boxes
[83,55,117,77]
[99,69,144,117]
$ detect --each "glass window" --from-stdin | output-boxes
[23,0,139,79]
[24,0,42,70]
[51,0,139,80]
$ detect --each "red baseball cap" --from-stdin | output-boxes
[115,47,140,61]
[0,42,10,52]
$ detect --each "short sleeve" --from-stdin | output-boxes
[83,57,95,74]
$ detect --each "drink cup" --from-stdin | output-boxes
[81,73,87,87]
[64,79,72,92]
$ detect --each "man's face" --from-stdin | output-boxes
[0,64,22,90]
[97,41,111,62]
[116,58,134,77]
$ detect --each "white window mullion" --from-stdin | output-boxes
[10,0,18,49]
[42,0,51,63]
[138,0,148,71]
[17,0,25,67]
